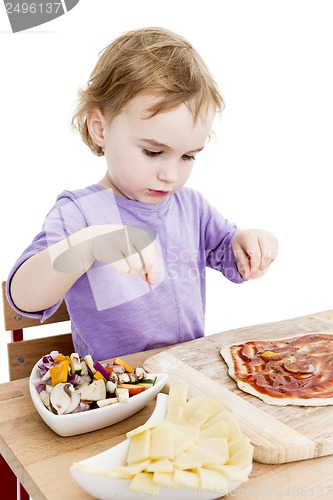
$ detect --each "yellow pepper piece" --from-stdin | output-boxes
[114,357,133,373]
[54,354,70,363]
[49,360,70,386]
[260,350,281,360]
[94,371,106,382]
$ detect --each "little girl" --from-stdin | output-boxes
[7,27,278,360]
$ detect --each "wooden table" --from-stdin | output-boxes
[1,310,333,500]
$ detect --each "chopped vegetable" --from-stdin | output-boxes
[114,357,134,373]
[50,383,72,415]
[79,379,107,401]
[70,353,82,375]
[260,350,281,360]
[84,354,97,375]
[49,359,70,386]
[96,398,118,408]
[117,384,146,395]
[106,380,117,394]
[33,350,157,415]
[93,360,111,380]
[116,387,130,403]
[137,377,157,389]
[110,364,126,374]
[94,371,106,382]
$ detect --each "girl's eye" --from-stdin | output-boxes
[143,149,162,158]
[182,154,196,161]
[143,149,195,161]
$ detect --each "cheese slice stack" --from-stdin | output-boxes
[111,383,253,495]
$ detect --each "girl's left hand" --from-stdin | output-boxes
[232,229,278,281]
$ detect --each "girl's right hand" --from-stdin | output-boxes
[50,224,158,285]
[91,225,158,285]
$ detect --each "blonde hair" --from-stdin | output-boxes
[72,27,224,156]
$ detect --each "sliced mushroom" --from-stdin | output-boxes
[63,384,81,414]
[117,372,130,384]
[106,380,117,394]
[135,367,147,380]
[109,372,118,384]
[283,359,316,375]
[128,372,139,383]
[50,383,72,415]
[39,389,51,411]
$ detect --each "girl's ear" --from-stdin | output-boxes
[87,109,106,147]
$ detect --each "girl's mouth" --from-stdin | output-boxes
[147,189,172,197]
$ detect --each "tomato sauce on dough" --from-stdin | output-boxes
[230,333,333,399]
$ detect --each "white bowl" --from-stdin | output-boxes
[70,393,252,499]
[29,359,168,437]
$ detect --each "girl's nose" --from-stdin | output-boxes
[157,162,178,183]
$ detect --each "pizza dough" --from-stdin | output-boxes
[220,332,333,406]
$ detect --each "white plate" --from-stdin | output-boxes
[29,359,168,437]
[70,393,252,499]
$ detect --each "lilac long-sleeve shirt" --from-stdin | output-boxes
[6,185,243,360]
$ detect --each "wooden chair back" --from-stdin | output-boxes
[2,281,74,380]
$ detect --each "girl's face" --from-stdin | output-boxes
[91,94,215,204]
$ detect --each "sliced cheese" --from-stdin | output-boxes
[199,418,228,439]
[117,383,252,493]
[228,437,251,456]
[127,429,151,464]
[174,469,200,490]
[150,425,174,460]
[228,445,253,468]
[206,464,249,482]
[173,452,202,470]
[225,415,244,441]
[198,467,230,494]
[126,421,159,439]
[197,437,229,462]
[197,396,223,420]
[186,444,222,466]
[130,472,159,495]
[182,395,207,420]
[152,472,177,489]
[111,459,151,478]
[170,424,199,455]
[171,422,200,440]
[164,405,185,424]
[146,459,174,473]
[200,409,231,429]
[183,395,222,422]
[167,383,188,408]
[186,408,211,426]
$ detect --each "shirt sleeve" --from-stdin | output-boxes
[199,194,244,284]
[6,192,88,322]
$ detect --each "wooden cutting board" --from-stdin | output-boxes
[143,311,333,465]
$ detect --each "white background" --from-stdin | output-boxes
[0,0,332,384]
